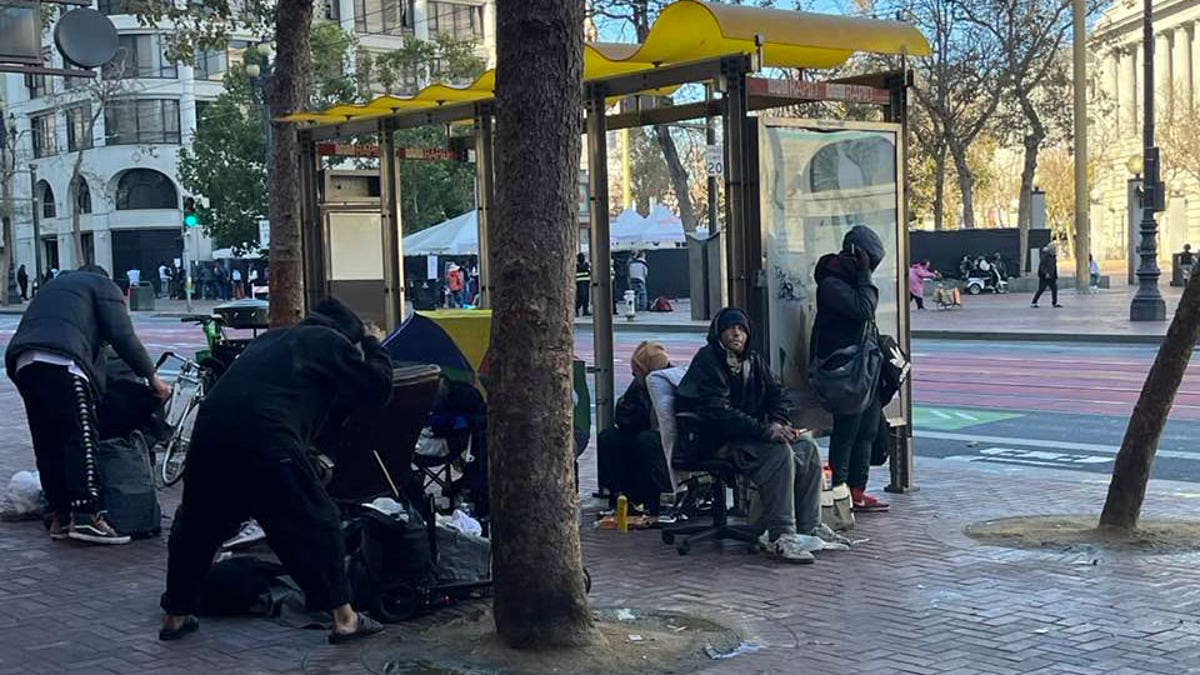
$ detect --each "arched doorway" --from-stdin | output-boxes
[115,169,177,210]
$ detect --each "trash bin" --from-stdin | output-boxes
[130,282,156,311]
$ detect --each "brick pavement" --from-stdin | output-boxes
[5,378,1200,675]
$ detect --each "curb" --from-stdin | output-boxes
[911,329,1166,345]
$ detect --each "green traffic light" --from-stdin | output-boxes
[183,213,199,228]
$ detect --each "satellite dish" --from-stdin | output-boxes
[54,8,118,69]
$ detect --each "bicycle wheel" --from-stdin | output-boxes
[161,397,199,487]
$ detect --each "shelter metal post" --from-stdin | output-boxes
[474,103,495,308]
[722,57,752,313]
[298,131,325,314]
[586,83,615,433]
[378,118,405,331]
[885,68,917,494]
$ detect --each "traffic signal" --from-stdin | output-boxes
[182,196,198,228]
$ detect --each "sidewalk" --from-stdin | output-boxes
[3,442,1200,673]
[575,287,1188,344]
[0,298,225,319]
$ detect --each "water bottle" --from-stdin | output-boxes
[616,494,629,533]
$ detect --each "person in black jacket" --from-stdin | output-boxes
[1031,241,1062,308]
[159,297,393,644]
[6,265,169,545]
[676,308,842,564]
[575,253,592,317]
[596,341,671,516]
[813,225,889,513]
[16,264,28,301]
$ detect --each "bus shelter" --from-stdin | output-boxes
[283,0,930,491]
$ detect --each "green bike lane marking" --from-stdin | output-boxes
[912,406,1023,431]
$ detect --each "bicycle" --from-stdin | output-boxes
[156,314,253,486]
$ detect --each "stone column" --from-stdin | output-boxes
[1174,24,1192,113]
[1192,23,1200,112]
[1156,31,1172,113]
[180,64,198,146]
[1122,47,1138,133]
[1110,49,1122,132]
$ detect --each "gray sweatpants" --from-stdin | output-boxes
[725,436,822,539]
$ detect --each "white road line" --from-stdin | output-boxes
[915,430,1199,461]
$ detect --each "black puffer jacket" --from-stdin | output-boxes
[5,269,155,393]
[812,226,882,360]
[675,308,789,457]
[191,297,393,456]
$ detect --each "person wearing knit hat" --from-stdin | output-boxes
[675,308,844,564]
[596,341,674,517]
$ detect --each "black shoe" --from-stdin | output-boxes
[1053,304,1064,308]
[159,616,199,641]
[68,513,130,545]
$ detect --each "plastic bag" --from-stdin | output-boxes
[4,471,42,516]
[436,508,482,536]
[415,428,450,458]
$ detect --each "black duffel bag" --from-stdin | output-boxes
[344,504,437,623]
[96,433,161,538]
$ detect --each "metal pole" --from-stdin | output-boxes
[1127,176,1141,286]
[586,83,615,433]
[474,102,495,308]
[298,131,324,313]
[1131,0,1167,321]
[379,118,405,331]
[183,225,193,313]
[1072,0,1091,294]
[722,58,750,311]
[705,83,718,232]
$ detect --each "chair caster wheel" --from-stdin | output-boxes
[661,531,675,545]
[676,540,691,556]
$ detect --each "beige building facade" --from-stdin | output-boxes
[1090,0,1200,268]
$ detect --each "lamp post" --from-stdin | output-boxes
[245,44,274,217]
[1126,153,1143,286]
[1,112,20,304]
[1130,0,1167,321]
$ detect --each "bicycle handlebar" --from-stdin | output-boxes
[179,314,222,325]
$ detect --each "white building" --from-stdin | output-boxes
[2,0,494,283]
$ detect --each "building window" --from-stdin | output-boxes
[98,0,132,15]
[428,1,483,42]
[36,181,55,219]
[354,0,413,35]
[115,169,178,210]
[104,99,181,145]
[31,113,57,158]
[66,105,93,152]
[26,48,52,98]
[324,0,340,21]
[195,40,250,81]
[73,178,92,215]
[103,34,178,80]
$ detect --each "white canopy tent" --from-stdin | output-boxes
[402,210,480,256]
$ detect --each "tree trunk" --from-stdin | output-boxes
[654,125,696,231]
[933,149,947,231]
[950,144,976,229]
[1100,271,1200,530]
[1017,137,1040,273]
[267,0,313,328]
[490,0,596,649]
[70,151,85,268]
[1,150,13,305]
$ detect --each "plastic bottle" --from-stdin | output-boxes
[823,465,832,490]
[616,494,629,533]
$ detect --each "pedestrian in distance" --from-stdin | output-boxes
[1089,254,1100,289]
[6,265,170,545]
[908,259,939,310]
[1181,244,1195,285]
[628,251,649,311]
[231,267,244,299]
[813,225,890,513]
[575,252,592,317]
[159,297,392,644]
[16,264,28,301]
[1031,241,1062,308]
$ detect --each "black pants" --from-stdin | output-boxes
[597,427,670,514]
[1032,278,1058,306]
[829,396,882,489]
[15,363,101,515]
[575,281,590,316]
[910,293,924,310]
[161,436,348,616]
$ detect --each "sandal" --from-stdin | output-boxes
[328,612,384,645]
[159,615,199,641]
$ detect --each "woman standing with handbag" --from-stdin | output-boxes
[811,226,890,513]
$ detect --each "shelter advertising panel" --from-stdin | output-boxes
[758,119,907,426]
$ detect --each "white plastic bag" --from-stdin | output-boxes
[5,471,43,516]
[436,508,483,536]
[415,428,450,458]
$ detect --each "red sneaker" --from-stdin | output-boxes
[850,487,890,513]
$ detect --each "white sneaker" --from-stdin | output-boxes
[811,523,853,548]
[222,520,266,550]
[760,532,816,564]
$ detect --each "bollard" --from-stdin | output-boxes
[616,494,629,532]
[623,290,636,321]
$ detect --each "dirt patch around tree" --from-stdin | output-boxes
[966,515,1200,554]
[356,605,753,674]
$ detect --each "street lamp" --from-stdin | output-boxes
[244,43,273,234]
[1130,0,1167,321]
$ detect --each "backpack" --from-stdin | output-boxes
[808,319,882,416]
[344,505,436,622]
[648,296,674,312]
[96,434,161,538]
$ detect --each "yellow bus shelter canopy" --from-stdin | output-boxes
[282,0,929,125]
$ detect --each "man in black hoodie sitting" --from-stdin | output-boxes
[6,265,169,545]
[675,308,845,564]
[159,297,393,644]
